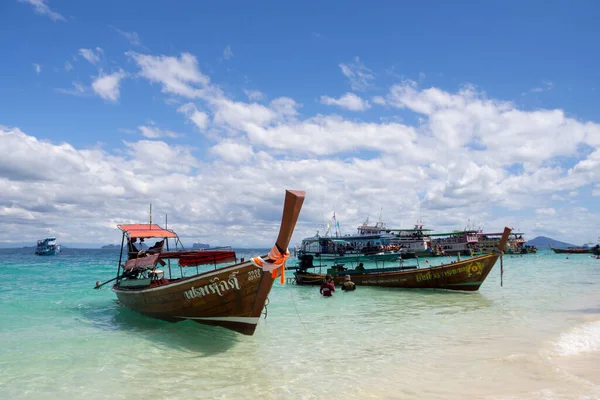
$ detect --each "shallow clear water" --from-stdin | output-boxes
[1,249,599,399]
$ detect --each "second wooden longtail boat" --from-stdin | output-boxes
[96,189,305,335]
[294,227,511,291]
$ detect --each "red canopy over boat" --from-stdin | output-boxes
[118,224,177,239]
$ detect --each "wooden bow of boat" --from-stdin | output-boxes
[111,189,305,336]
[295,227,512,291]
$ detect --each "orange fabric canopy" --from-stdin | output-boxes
[118,224,177,239]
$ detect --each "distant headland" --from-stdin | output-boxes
[525,236,576,248]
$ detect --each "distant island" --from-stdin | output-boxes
[192,242,210,249]
[101,244,120,249]
[525,236,576,249]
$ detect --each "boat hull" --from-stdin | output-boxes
[294,253,502,292]
[113,258,277,335]
[551,248,591,254]
[35,246,61,256]
[297,251,401,264]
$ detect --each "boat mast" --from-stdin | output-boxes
[165,213,172,279]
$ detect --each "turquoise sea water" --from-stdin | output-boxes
[1,248,600,399]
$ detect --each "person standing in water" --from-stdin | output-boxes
[341,275,356,291]
[320,274,336,297]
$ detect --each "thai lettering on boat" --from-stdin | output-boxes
[184,270,241,300]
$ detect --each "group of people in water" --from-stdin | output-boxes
[320,273,356,296]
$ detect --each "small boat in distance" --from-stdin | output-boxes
[96,189,305,336]
[35,237,61,256]
[549,245,594,254]
[294,227,511,292]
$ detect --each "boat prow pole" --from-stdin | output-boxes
[250,189,305,320]
[497,227,512,253]
[275,190,306,253]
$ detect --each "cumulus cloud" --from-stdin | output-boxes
[1,111,600,246]
[127,52,210,98]
[138,125,181,139]
[19,0,66,22]
[112,27,141,46]
[79,48,103,65]
[320,93,370,111]
[11,50,600,246]
[210,141,254,163]
[339,57,374,91]
[91,69,127,102]
[244,89,264,101]
[32,63,41,74]
[178,103,210,130]
[55,81,87,97]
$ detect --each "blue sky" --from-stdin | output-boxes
[1,0,599,247]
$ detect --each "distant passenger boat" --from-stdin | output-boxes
[296,219,403,265]
[35,237,61,256]
[550,244,599,255]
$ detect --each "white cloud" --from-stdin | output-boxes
[113,27,141,46]
[91,69,127,103]
[178,103,210,130]
[523,81,554,95]
[320,92,371,111]
[41,50,598,246]
[64,61,73,71]
[372,96,386,106]
[535,208,556,215]
[244,89,264,101]
[127,52,210,98]
[138,125,181,139]
[32,63,41,74]
[55,81,87,96]
[79,48,103,65]
[18,0,66,22]
[339,56,374,91]
[223,45,233,60]
[210,141,254,163]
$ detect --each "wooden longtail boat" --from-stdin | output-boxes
[294,227,511,292]
[99,189,305,335]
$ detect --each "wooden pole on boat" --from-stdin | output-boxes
[500,255,504,287]
[165,214,172,280]
[95,270,135,289]
[116,232,125,281]
[496,227,511,287]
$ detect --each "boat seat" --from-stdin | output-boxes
[148,269,164,279]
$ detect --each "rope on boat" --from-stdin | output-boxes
[262,297,269,319]
[288,284,313,334]
[251,246,290,284]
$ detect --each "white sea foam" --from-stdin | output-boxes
[554,320,600,356]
